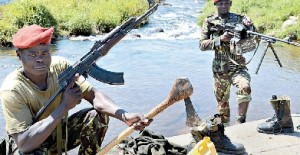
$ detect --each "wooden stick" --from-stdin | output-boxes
[97,77,193,155]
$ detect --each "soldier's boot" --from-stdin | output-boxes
[191,114,246,155]
[236,102,249,124]
[218,101,230,123]
[257,95,294,133]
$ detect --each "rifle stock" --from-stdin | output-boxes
[33,3,159,122]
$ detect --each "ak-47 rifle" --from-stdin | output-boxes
[210,22,300,74]
[33,3,159,123]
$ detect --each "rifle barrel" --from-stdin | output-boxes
[247,31,300,46]
[124,3,158,32]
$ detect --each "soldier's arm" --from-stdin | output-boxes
[199,17,221,51]
[84,87,151,130]
[199,18,213,51]
[10,76,82,153]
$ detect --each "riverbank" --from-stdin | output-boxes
[0,0,160,47]
[1,0,300,47]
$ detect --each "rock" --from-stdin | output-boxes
[162,2,172,6]
[155,28,164,33]
[131,34,141,38]
[281,16,299,29]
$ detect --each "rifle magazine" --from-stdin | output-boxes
[88,64,124,85]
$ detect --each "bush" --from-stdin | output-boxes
[0,0,155,47]
[0,0,57,46]
[68,14,93,36]
[0,22,18,47]
[12,1,57,29]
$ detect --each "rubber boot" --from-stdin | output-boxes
[236,102,249,124]
[191,114,246,155]
[257,95,294,134]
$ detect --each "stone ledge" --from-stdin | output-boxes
[167,114,300,155]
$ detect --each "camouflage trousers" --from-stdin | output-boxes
[19,108,109,155]
[213,70,252,121]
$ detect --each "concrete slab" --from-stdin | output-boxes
[167,114,300,155]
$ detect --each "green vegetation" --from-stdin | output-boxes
[3,0,297,47]
[198,0,300,39]
[0,0,155,47]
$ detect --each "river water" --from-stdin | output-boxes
[1,0,300,146]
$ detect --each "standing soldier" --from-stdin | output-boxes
[199,0,256,124]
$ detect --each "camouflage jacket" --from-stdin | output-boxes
[199,13,256,74]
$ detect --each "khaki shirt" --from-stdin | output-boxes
[0,56,92,135]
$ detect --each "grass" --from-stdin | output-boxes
[0,0,156,47]
[198,0,300,39]
[2,0,298,47]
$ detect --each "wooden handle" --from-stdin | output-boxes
[97,77,193,155]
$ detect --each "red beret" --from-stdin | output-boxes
[13,24,54,49]
[214,0,231,3]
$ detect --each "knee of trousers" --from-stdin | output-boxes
[237,85,251,103]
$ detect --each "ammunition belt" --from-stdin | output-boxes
[215,51,243,61]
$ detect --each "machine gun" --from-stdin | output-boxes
[210,22,300,74]
[33,3,159,122]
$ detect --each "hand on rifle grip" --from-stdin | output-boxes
[220,31,234,42]
[243,16,253,26]
[62,73,83,109]
[70,73,80,88]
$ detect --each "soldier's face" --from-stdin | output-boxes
[215,0,231,15]
[17,44,52,77]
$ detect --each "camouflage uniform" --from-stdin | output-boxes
[18,108,109,155]
[199,13,255,122]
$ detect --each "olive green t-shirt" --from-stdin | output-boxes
[0,56,92,135]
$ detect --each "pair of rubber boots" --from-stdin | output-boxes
[191,114,246,155]
[257,95,294,134]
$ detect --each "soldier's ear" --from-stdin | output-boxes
[16,50,19,57]
[16,49,21,58]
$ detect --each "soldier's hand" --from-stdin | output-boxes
[243,16,253,26]
[122,112,153,130]
[220,31,233,42]
[62,73,83,110]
